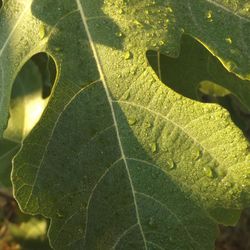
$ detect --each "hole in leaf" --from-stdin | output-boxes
[4,53,56,142]
[32,52,57,98]
[147,35,250,139]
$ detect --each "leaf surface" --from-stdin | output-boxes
[1,0,248,249]
[148,35,250,111]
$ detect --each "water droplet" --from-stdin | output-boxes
[167,160,175,170]
[115,32,123,37]
[225,37,232,44]
[39,24,46,39]
[206,10,213,22]
[194,149,201,160]
[203,166,213,178]
[118,9,124,14]
[124,51,132,60]
[243,6,250,13]
[133,19,142,27]
[150,143,157,153]
[130,67,137,75]
[159,40,165,46]
[128,117,137,125]
[166,7,173,13]
[54,47,62,52]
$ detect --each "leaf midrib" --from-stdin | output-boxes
[75,0,148,248]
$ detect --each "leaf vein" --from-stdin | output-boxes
[112,223,139,249]
[76,1,148,248]
[135,191,202,249]
[117,100,222,168]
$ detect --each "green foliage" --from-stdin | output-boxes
[0,0,249,249]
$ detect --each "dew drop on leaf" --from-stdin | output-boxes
[133,19,142,27]
[165,7,173,13]
[118,8,124,14]
[203,166,213,178]
[124,51,132,60]
[54,47,62,52]
[194,149,201,160]
[225,37,232,44]
[128,117,137,125]
[115,32,123,37]
[159,40,165,46]
[205,10,213,22]
[150,142,157,153]
[167,159,175,170]
[243,6,250,13]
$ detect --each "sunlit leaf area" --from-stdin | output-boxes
[0,0,249,249]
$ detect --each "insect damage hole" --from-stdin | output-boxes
[4,53,57,141]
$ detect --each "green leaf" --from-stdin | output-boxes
[0,0,248,249]
[148,35,250,111]
[147,35,250,139]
